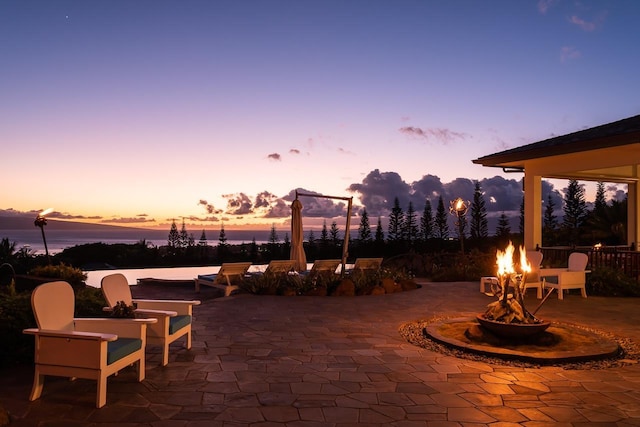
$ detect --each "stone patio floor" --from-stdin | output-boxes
[1,280,640,426]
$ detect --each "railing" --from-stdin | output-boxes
[537,245,640,281]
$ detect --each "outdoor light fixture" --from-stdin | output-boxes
[449,198,469,254]
[34,208,53,263]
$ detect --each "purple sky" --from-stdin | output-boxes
[1,0,638,231]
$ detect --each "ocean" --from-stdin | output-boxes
[1,227,274,255]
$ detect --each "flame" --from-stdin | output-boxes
[496,241,516,276]
[519,245,531,274]
[38,208,53,217]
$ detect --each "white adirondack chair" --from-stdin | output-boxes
[23,281,155,408]
[101,273,200,366]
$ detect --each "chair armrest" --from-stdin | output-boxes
[23,328,117,341]
[133,299,200,315]
[134,308,178,317]
[74,318,156,339]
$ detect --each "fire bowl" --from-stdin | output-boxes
[476,314,551,338]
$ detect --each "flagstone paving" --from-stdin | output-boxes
[2,280,640,426]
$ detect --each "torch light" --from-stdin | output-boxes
[34,208,53,263]
[449,198,469,254]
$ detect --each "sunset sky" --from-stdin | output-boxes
[2,0,639,231]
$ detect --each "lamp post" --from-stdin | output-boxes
[450,198,469,255]
[34,208,53,263]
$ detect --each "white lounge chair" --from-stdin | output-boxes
[101,273,200,366]
[23,281,155,408]
[195,262,252,296]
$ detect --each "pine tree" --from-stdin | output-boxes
[375,217,385,243]
[563,179,588,243]
[218,223,228,246]
[330,221,340,246]
[268,224,279,244]
[198,229,208,246]
[496,213,511,238]
[420,199,433,241]
[404,201,418,243]
[179,219,189,248]
[268,224,279,259]
[307,229,315,244]
[594,182,607,214]
[320,220,329,247]
[519,197,525,235]
[469,181,488,239]
[217,223,229,262]
[387,197,403,241]
[167,219,180,253]
[543,194,559,245]
[358,209,372,242]
[434,195,449,239]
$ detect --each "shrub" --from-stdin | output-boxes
[0,285,106,367]
[587,267,640,297]
[0,292,35,366]
[29,263,87,290]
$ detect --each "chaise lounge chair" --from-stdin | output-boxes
[304,259,341,279]
[195,262,252,296]
[101,273,200,366]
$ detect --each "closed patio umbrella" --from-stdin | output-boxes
[290,198,307,272]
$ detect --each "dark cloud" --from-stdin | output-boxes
[347,169,411,217]
[223,193,254,215]
[198,199,222,215]
[289,149,301,155]
[398,126,467,144]
[267,153,281,161]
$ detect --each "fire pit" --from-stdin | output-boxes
[475,314,550,338]
[477,242,551,338]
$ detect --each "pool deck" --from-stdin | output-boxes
[2,280,640,426]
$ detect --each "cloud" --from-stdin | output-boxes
[198,199,222,215]
[267,153,281,161]
[569,14,601,32]
[101,216,156,224]
[347,169,412,217]
[223,193,254,215]
[537,0,556,14]
[560,46,581,62]
[398,126,467,144]
[289,149,301,155]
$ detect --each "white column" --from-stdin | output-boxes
[628,178,640,250]
[524,172,542,250]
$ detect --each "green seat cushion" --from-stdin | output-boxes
[107,338,142,365]
[169,315,191,335]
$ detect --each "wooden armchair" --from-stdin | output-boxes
[101,273,200,366]
[23,281,155,408]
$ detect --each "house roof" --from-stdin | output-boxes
[473,114,640,168]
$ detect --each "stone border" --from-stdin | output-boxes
[399,316,640,370]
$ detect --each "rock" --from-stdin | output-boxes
[400,279,418,291]
[369,285,386,295]
[304,286,327,296]
[381,278,397,294]
[332,279,355,296]
[0,404,9,427]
